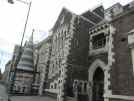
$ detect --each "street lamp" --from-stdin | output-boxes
[7,0,32,47]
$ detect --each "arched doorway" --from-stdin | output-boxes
[92,67,104,101]
[88,59,106,101]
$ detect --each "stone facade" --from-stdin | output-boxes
[44,2,134,101]
[8,34,35,94]
[108,2,134,101]
[37,36,52,95]
[6,1,134,101]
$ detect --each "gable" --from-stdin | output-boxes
[52,8,73,33]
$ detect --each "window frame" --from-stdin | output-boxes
[89,27,109,56]
[92,33,106,49]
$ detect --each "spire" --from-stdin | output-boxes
[29,29,34,45]
[17,31,34,71]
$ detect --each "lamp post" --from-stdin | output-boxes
[8,0,32,47]
[7,0,32,94]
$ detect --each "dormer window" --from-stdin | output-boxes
[92,33,106,49]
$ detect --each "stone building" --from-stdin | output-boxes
[6,1,134,101]
[44,5,104,101]
[9,34,35,94]
[107,2,134,101]
[35,35,52,95]
[8,34,52,95]
[43,1,134,101]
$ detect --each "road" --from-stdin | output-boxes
[10,96,56,101]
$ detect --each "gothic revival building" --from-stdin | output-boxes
[42,1,134,101]
[34,36,52,95]
[44,5,104,101]
[6,1,134,101]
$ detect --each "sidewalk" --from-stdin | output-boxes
[10,96,56,101]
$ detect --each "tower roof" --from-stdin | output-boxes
[17,34,34,71]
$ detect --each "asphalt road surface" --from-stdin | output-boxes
[10,96,56,101]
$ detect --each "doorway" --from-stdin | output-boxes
[92,67,104,101]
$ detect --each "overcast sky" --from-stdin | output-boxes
[0,0,133,72]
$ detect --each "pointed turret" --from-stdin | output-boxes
[17,33,34,71]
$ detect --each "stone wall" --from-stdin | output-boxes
[110,8,134,96]
[65,15,94,100]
